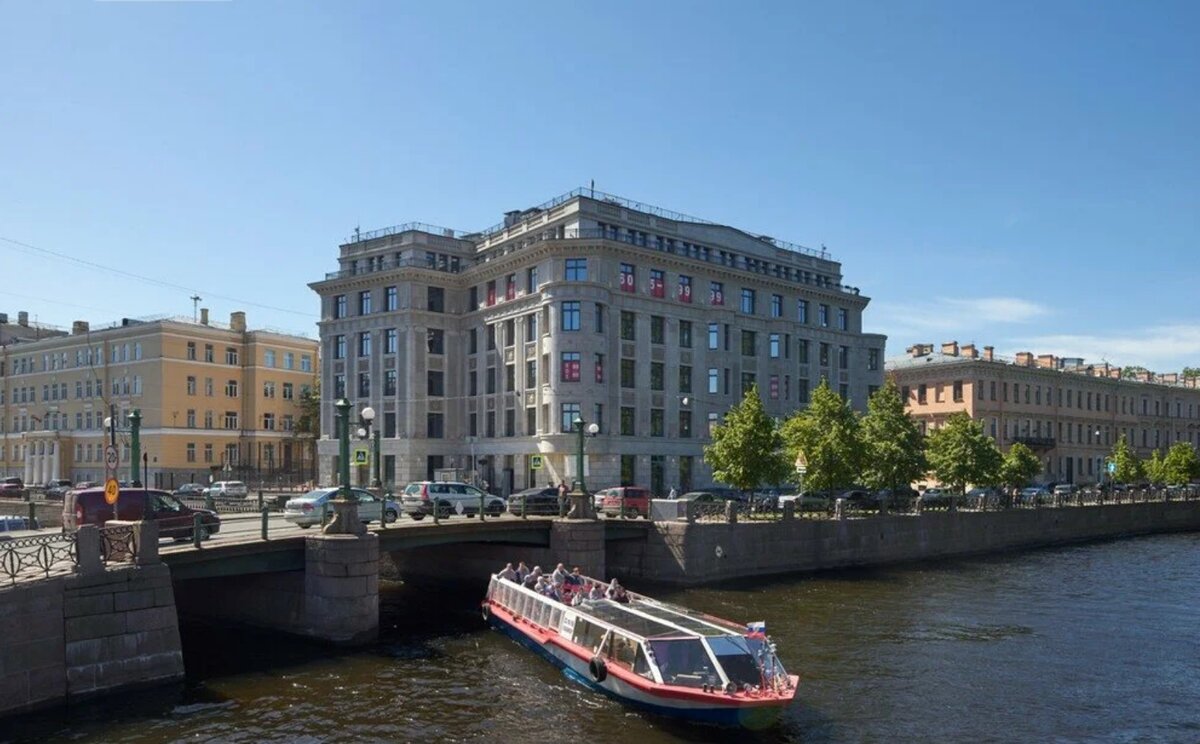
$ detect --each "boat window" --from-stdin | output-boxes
[487,577,498,600]
[518,592,534,619]
[605,632,637,671]
[536,600,551,628]
[548,607,562,631]
[706,636,760,687]
[571,619,608,654]
[646,639,717,689]
[633,644,654,680]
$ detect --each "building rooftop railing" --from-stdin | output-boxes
[346,222,475,245]
[323,255,470,281]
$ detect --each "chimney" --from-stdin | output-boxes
[1037,354,1056,369]
[230,311,247,333]
[503,210,522,228]
[1137,370,1153,382]
[906,344,927,358]
[1015,352,1034,367]
[941,341,959,357]
[71,320,89,335]
[983,346,994,362]
[200,308,210,326]
[961,344,978,359]
[18,311,29,327]
[1162,372,1178,384]
[1110,367,1122,379]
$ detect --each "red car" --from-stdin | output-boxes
[0,477,25,497]
[600,486,652,519]
[63,487,220,541]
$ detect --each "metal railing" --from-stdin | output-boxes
[348,221,476,244]
[99,524,138,565]
[0,532,77,584]
[323,254,470,280]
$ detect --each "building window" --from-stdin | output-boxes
[427,329,444,355]
[561,403,582,434]
[769,333,780,358]
[525,313,537,342]
[594,303,605,334]
[837,307,848,331]
[868,349,879,371]
[918,384,927,404]
[679,411,692,438]
[565,258,588,281]
[428,370,444,397]
[678,275,693,303]
[486,367,496,394]
[561,352,582,382]
[486,280,497,306]
[838,345,848,369]
[358,332,372,357]
[708,368,719,394]
[771,294,783,317]
[741,372,756,395]
[427,413,444,439]
[619,311,636,341]
[650,409,665,437]
[621,359,636,388]
[384,369,397,396]
[710,281,724,306]
[359,290,372,315]
[205,377,214,396]
[679,365,692,393]
[649,269,665,298]
[505,274,517,301]
[561,301,581,331]
[504,318,515,347]
[708,323,719,350]
[300,355,313,372]
[620,407,635,436]
[619,263,636,293]
[225,380,239,397]
[650,316,665,345]
[333,335,346,360]
[650,362,664,391]
[334,295,347,319]
[284,352,294,369]
[741,330,756,357]
[186,342,196,361]
[385,328,398,354]
[224,411,239,429]
[594,354,604,383]
[526,359,537,387]
[621,454,636,486]
[740,288,756,314]
[427,287,444,313]
[263,381,276,398]
[679,320,692,348]
[358,372,370,397]
[263,413,276,431]
[186,376,196,395]
[185,409,196,428]
[334,374,345,398]
[186,443,196,463]
[953,380,964,402]
[225,347,238,365]
[385,286,398,311]
[204,344,214,363]
[526,265,538,292]
[820,342,830,367]
[819,304,829,327]
[264,349,276,368]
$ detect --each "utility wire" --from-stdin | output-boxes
[0,235,314,318]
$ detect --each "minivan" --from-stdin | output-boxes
[63,487,221,541]
[600,486,652,519]
[400,481,506,520]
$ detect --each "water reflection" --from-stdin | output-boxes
[2,534,1199,743]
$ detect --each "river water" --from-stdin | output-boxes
[4,533,1199,743]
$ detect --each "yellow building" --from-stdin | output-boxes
[0,310,318,489]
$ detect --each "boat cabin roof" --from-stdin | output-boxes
[581,598,746,642]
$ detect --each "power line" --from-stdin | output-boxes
[0,235,314,318]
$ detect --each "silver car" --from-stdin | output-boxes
[283,487,400,529]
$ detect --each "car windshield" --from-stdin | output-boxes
[154,493,185,512]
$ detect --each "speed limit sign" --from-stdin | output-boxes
[104,444,119,476]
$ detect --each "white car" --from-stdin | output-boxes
[206,481,249,500]
[283,487,400,528]
[399,481,506,520]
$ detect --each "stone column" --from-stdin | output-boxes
[50,442,60,482]
[23,444,33,484]
[302,533,379,645]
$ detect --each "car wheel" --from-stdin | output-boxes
[436,501,453,519]
[410,513,425,521]
[298,523,312,529]
[488,502,504,516]
[385,509,398,523]
[625,507,640,519]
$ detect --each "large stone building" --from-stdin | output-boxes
[310,188,886,495]
[0,310,318,488]
[888,342,1200,485]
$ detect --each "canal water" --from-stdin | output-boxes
[4,533,1199,743]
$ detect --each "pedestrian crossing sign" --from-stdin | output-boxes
[353,449,368,465]
[530,455,543,470]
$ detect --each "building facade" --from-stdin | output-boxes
[0,310,318,489]
[888,342,1200,485]
[310,188,886,495]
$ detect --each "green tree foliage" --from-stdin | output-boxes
[859,380,926,492]
[1161,442,1200,485]
[780,379,864,493]
[1109,433,1142,484]
[293,378,321,477]
[1000,442,1042,491]
[1143,449,1166,485]
[1121,365,1150,379]
[1181,367,1200,380]
[703,385,790,491]
[925,412,1003,499]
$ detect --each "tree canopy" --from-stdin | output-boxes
[859,380,926,492]
[1109,433,1142,484]
[999,442,1042,491]
[1161,441,1200,485]
[780,379,864,493]
[1182,367,1200,380]
[703,385,791,491]
[1121,365,1150,379]
[925,412,1003,498]
[1143,449,1166,485]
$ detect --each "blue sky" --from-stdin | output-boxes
[2,1,1198,371]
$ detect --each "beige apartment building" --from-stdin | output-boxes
[310,187,887,495]
[0,310,318,489]
[888,341,1200,485]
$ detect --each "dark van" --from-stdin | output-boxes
[62,487,220,541]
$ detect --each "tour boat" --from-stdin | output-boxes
[481,573,799,728]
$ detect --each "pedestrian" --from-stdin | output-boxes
[669,487,678,500]
[558,480,568,501]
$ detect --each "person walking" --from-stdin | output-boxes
[668,487,678,500]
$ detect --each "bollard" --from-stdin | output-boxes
[258,490,264,510]
[381,490,391,530]
[28,501,39,531]
[725,500,738,524]
[782,500,795,521]
[433,500,440,524]
[205,492,215,512]
[192,513,203,549]
[479,490,486,521]
[321,502,329,527]
[521,495,527,519]
[685,499,697,524]
[261,507,269,540]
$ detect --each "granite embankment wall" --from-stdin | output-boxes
[607,501,1200,585]
[0,565,184,718]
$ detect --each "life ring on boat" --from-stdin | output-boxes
[588,655,608,682]
[481,603,490,622]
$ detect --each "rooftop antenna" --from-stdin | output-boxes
[190,295,202,322]
[590,179,595,198]
[355,224,361,242]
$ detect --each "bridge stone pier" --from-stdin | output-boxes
[174,533,380,645]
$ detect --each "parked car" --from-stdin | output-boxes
[1053,484,1078,497]
[778,492,832,512]
[917,487,960,509]
[507,486,562,516]
[62,487,220,541]
[73,481,99,490]
[966,487,1002,508]
[174,483,207,498]
[44,479,73,500]
[873,486,920,510]
[1019,486,1053,506]
[679,490,741,504]
[206,481,248,500]
[0,476,25,497]
[400,481,506,520]
[283,487,400,528]
[600,486,652,519]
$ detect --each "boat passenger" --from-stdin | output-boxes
[605,579,622,600]
[570,590,585,607]
[551,563,569,587]
[515,561,530,583]
[523,566,543,589]
[565,567,583,586]
[498,563,518,583]
[614,586,630,604]
[588,583,605,600]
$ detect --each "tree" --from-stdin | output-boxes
[1161,442,1200,485]
[925,412,1003,505]
[1109,433,1142,484]
[1182,367,1200,380]
[1000,442,1041,492]
[703,385,791,492]
[859,380,926,494]
[1121,365,1150,379]
[293,378,321,483]
[1143,449,1165,485]
[780,379,864,493]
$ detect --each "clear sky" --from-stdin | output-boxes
[2,1,1198,371]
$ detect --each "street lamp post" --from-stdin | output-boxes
[357,406,380,491]
[324,398,365,535]
[128,409,142,487]
[570,417,600,518]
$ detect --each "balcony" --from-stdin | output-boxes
[1012,435,1056,450]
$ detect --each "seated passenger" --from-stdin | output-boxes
[605,578,622,600]
[523,566,542,589]
[551,563,569,587]
[614,586,630,604]
[571,591,585,607]
[565,566,583,586]
[498,562,518,583]
[515,561,530,583]
[588,584,605,600]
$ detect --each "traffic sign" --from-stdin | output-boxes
[353,448,369,465]
[1107,461,1116,474]
[104,478,119,505]
[104,444,119,475]
[530,455,543,470]
[795,452,808,474]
